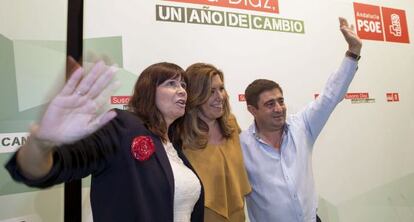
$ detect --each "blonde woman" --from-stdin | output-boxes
[175,63,251,221]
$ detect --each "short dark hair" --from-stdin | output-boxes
[245,79,283,108]
[128,62,185,142]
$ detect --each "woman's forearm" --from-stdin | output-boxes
[16,129,55,180]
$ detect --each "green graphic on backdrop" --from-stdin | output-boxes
[0,34,18,124]
[0,34,139,196]
[0,34,64,133]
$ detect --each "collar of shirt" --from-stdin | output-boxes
[249,120,290,149]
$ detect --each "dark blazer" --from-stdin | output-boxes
[6,109,204,222]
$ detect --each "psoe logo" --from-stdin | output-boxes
[0,132,29,153]
[386,92,400,102]
[353,2,410,43]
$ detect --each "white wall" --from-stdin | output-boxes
[84,0,414,221]
[0,0,413,221]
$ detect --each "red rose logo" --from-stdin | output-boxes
[131,136,155,161]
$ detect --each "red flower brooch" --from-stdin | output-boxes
[131,136,155,161]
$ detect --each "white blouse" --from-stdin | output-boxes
[163,142,201,222]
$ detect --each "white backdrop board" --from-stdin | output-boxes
[84,0,414,221]
[0,0,413,221]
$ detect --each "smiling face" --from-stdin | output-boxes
[248,88,286,132]
[198,74,227,123]
[155,76,187,127]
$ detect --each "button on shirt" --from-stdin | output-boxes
[240,57,358,222]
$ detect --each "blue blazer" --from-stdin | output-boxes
[6,109,204,222]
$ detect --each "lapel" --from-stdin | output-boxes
[129,112,175,203]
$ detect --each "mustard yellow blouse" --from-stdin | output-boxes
[183,116,251,221]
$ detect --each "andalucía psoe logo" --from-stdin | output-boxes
[156,1,305,34]
[353,2,410,43]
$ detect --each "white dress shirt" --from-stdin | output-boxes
[240,57,358,222]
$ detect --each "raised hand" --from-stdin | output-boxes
[339,17,362,55]
[33,59,119,145]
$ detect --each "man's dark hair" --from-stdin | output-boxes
[245,79,283,108]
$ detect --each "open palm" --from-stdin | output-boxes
[34,61,118,145]
[339,17,362,55]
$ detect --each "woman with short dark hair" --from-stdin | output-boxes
[6,61,204,222]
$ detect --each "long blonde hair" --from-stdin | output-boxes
[178,63,235,149]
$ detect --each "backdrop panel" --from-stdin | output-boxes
[83,0,414,221]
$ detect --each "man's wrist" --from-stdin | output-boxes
[345,50,361,61]
[348,46,361,55]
